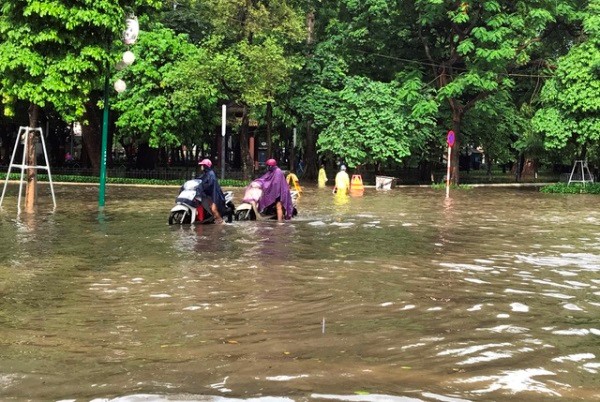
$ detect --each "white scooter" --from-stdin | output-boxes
[168,179,234,225]
[234,182,298,221]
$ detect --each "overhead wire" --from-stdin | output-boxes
[350,48,554,79]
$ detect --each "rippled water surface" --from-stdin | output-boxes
[0,183,599,402]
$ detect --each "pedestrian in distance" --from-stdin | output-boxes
[286,170,302,193]
[318,163,328,188]
[333,164,350,195]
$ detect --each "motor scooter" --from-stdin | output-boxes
[168,179,234,225]
[234,182,298,221]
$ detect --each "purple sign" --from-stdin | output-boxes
[447,130,455,147]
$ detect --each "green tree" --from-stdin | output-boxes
[414,0,576,183]
[532,0,600,163]
[289,1,579,182]
[312,72,438,169]
[0,0,158,210]
[111,24,217,164]
[173,0,305,179]
[462,90,527,177]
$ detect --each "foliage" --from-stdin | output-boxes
[0,0,160,121]
[198,34,303,108]
[111,23,214,148]
[175,0,305,108]
[158,0,212,44]
[462,90,527,164]
[412,0,577,182]
[311,71,438,168]
[1,0,595,184]
[532,0,600,154]
[540,182,600,194]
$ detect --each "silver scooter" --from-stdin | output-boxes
[168,179,234,224]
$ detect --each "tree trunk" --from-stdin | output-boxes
[289,127,296,172]
[136,143,158,170]
[25,103,39,212]
[450,114,461,185]
[297,9,317,180]
[515,153,525,182]
[0,124,11,164]
[266,102,273,157]
[306,9,315,44]
[486,156,493,179]
[303,119,317,180]
[239,105,254,180]
[82,101,102,174]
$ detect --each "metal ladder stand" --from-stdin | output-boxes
[0,126,56,212]
[567,160,594,186]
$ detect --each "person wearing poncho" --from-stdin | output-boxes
[196,158,226,223]
[254,159,294,221]
[333,165,350,195]
[318,163,328,188]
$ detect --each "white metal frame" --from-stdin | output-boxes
[567,160,594,186]
[0,126,56,213]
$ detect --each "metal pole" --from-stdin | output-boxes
[445,146,451,198]
[221,104,226,179]
[99,69,109,209]
[293,127,297,148]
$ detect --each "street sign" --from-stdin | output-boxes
[447,130,455,147]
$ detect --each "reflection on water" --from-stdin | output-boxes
[0,184,599,401]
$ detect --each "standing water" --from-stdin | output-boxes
[0,183,599,402]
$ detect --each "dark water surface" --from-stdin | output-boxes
[0,183,599,402]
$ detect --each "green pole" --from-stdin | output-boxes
[99,69,110,209]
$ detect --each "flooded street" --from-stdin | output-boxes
[0,183,599,401]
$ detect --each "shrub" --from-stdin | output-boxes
[540,183,600,194]
[431,183,473,190]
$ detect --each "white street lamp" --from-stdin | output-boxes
[114,79,126,93]
[123,16,139,46]
[122,50,135,66]
[99,14,139,210]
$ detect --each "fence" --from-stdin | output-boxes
[1,164,248,182]
[2,164,563,185]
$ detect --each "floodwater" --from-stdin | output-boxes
[0,183,599,402]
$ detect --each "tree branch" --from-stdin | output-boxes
[464,91,490,112]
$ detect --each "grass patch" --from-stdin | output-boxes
[431,183,473,190]
[540,182,600,194]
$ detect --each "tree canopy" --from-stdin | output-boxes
[533,0,600,158]
[0,0,159,121]
[1,0,598,182]
[111,23,213,148]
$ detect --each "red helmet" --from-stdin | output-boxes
[266,158,277,167]
[198,158,212,168]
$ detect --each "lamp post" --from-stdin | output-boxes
[98,15,139,210]
[221,104,226,179]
